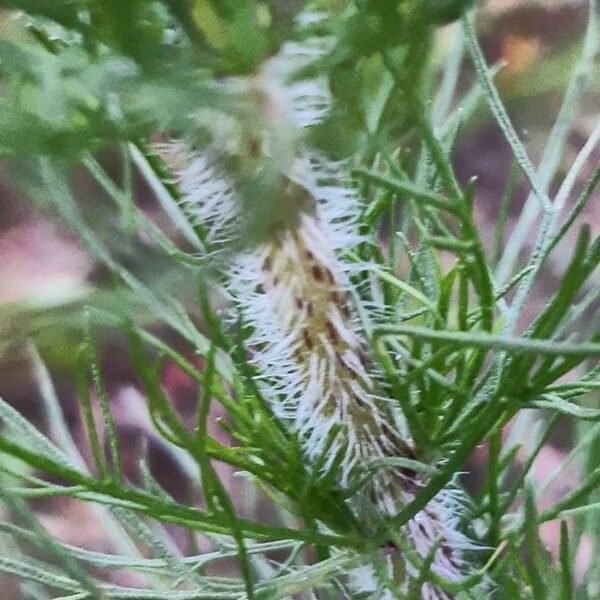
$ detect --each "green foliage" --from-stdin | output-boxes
[0,0,599,599]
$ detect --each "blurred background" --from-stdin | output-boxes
[0,0,599,597]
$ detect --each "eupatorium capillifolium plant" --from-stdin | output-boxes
[0,1,600,599]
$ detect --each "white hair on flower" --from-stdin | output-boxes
[161,29,477,600]
[258,29,333,129]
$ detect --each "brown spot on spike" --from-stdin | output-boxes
[325,268,334,284]
[325,321,339,344]
[404,445,417,460]
[295,297,303,309]
[311,265,324,282]
[262,256,272,272]
[440,544,460,568]
[426,509,439,522]
[302,331,313,350]
[306,302,313,317]
[305,249,315,261]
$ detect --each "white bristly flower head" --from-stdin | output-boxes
[162,26,477,600]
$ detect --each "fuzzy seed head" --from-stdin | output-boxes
[161,30,475,600]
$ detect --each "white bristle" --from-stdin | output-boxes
[160,32,476,600]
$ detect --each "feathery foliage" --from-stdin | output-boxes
[0,0,599,598]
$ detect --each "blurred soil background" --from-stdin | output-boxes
[0,0,599,597]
